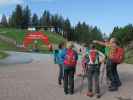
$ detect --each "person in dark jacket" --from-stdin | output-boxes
[63,42,78,95]
[85,44,105,98]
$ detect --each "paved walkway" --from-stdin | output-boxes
[0,51,51,65]
[0,52,133,100]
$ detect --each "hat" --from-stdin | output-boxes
[90,43,96,49]
[66,41,74,49]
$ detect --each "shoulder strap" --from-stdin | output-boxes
[88,50,99,64]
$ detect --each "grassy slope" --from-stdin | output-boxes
[0,28,133,63]
[0,28,26,44]
[0,40,18,50]
[0,51,8,59]
[0,28,65,52]
[0,28,65,44]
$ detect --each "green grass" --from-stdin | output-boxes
[0,28,65,44]
[0,40,18,50]
[0,28,26,44]
[0,27,65,52]
[0,51,8,59]
[43,31,65,44]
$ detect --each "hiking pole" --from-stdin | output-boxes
[80,63,88,94]
[80,72,85,94]
[100,63,106,89]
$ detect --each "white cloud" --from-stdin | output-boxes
[0,0,23,5]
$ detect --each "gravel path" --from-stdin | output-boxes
[0,52,133,100]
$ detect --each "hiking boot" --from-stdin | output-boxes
[96,93,101,99]
[64,91,68,95]
[109,86,118,91]
[108,85,112,89]
[117,82,122,87]
[58,80,62,85]
[85,92,93,97]
[69,91,74,95]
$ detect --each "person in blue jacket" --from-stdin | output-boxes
[56,42,67,85]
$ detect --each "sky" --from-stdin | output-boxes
[0,0,133,34]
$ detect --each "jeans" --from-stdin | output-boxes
[64,66,75,93]
[106,59,121,87]
[58,64,64,82]
[87,65,100,93]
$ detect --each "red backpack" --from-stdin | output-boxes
[64,49,76,66]
[86,49,99,65]
[110,47,124,64]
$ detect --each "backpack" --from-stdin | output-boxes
[86,49,99,65]
[64,49,76,66]
[110,47,124,64]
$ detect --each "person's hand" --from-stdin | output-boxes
[93,40,97,43]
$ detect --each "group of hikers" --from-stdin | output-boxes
[53,37,124,98]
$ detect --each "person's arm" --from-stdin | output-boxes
[97,50,105,63]
[98,51,105,58]
[93,40,106,46]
